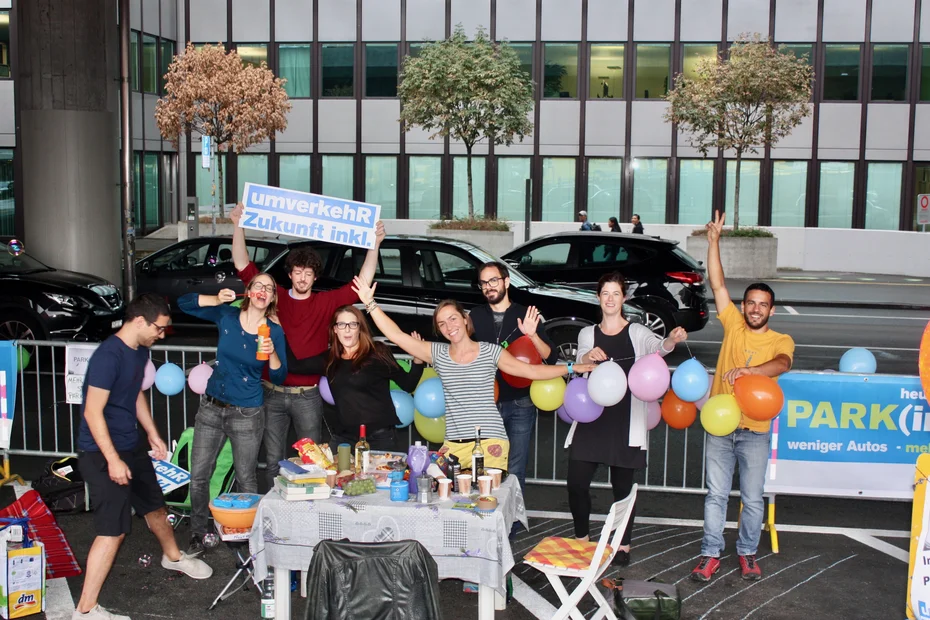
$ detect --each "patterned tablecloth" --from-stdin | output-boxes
[248,476,528,596]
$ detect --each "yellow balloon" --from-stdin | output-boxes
[700,394,742,437]
[418,366,438,386]
[414,411,446,444]
[529,377,567,411]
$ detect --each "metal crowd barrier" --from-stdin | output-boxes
[8,340,714,495]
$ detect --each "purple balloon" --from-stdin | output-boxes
[142,360,156,391]
[646,400,662,430]
[695,388,711,410]
[319,376,335,405]
[628,353,671,402]
[557,405,573,424]
[563,377,604,424]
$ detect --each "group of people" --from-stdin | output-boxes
[579,211,644,234]
[72,203,793,618]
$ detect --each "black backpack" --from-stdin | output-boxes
[33,457,87,513]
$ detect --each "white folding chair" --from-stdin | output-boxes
[523,484,638,620]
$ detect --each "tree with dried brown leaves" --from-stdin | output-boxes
[665,34,813,229]
[156,43,291,214]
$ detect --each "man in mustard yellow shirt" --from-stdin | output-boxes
[691,211,795,584]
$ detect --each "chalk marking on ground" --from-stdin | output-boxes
[633,530,703,550]
[646,553,703,581]
[741,554,858,619]
[511,573,558,619]
[681,553,776,602]
[697,555,821,619]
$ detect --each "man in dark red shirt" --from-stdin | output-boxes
[230,203,384,487]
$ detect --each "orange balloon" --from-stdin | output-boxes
[920,320,930,406]
[501,336,542,389]
[494,380,500,403]
[661,389,697,430]
[733,375,785,421]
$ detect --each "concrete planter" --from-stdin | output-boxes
[427,228,515,258]
[686,234,778,280]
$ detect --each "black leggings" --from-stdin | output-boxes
[567,460,636,545]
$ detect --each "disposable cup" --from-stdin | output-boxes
[325,469,337,488]
[438,479,452,500]
[477,475,492,495]
[486,468,502,489]
[456,474,472,494]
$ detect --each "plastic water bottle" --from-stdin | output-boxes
[260,575,275,618]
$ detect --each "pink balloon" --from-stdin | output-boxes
[142,360,156,391]
[187,363,214,395]
[628,353,671,402]
[695,388,711,410]
[319,376,335,405]
[646,400,662,430]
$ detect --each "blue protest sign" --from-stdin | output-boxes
[152,459,191,495]
[240,182,381,250]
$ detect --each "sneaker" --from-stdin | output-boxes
[72,604,131,619]
[611,549,630,567]
[162,551,213,580]
[187,534,205,556]
[690,556,721,582]
[739,554,762,581]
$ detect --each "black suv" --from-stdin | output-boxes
[502,232,709,336]
[263,235,648,361]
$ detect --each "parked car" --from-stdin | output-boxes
[135,236,288,318]
[502,231,709,336]
[262,234,647,361]
[0,237,124,342]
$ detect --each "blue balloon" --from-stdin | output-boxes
[391,390,415,428]
[413,377,446,419]
[671,358,710,402]
[839,347,877,374]
[154,363,186,396]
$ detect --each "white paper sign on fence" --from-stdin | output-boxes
[65,344,99,405]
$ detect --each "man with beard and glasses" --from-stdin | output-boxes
[469,262,559,512]
[691,210,794,585]
[229,202,385,488]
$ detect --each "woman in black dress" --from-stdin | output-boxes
[570,272,687,565]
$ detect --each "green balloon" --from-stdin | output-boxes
[397,359,411,372]
[17,347,31,371]
[389,380,400,391]
[231,298,244,308]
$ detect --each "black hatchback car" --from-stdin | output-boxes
[0,237,125,342]
[502,232,709,336]
[262,235,648,361]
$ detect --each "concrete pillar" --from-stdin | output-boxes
[16,0,121,285]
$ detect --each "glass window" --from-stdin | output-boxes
[682,44,717,82]
[408,43,426,59]
[195,154,225,216]
[544,44,579,98]
[152,242,211,271]
[871,44,908,102]
[678,159,714,225]
[865,162,902,230]
[452,157,486,218]
[725,160,760,226]
[160,40,174,93]
[129,31,140,90]
[587,158,622,223]
[589,44,624,99]
[322,155,354,200]
[524,243,571,267]
[133,152,142,229]
[632,159,667,224]
[497,157,532,223]
[823,44,860,101]
[238,44,268,68]
[142,34,158,93]
[417,248,479,290]
[636,44,670,99]
[818,162,854,228]
[508,43,534,84]
[279,154,311,193]
[322,44,355,97]
[922,46,930,101]
[779,44,813,65]
[0,10,10,78]
[143,153,160,230]
[237,155,268,205]
[771,160,807,226]
[365,156,397,219]
[914,165,930,231]
[279,44,311,98]
[542,158,576,221]
[409,156,442,219]
[365,43,398,97]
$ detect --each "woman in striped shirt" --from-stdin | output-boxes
[352,276,595,469]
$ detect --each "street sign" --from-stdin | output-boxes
[201,136,211,169]
[919,194,930,225]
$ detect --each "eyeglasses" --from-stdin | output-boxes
[478,276,504,289]
[147,320,169,334]
[249,282,276,294]
[335,321,361,331]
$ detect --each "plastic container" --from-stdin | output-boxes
[256,324,271,361]
[390,480,409,502]
[209,492,262,529]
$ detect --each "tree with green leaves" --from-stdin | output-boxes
[399,25,534,220]
[665,34,813,229]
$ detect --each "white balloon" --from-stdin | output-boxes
[586,361,628,407]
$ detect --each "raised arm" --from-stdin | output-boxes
[230,203,250,272]
[357,221,386,286]
[518,306,554,362]
[498,350,596,380]
[705,210,732,310]
[352,276,433,364]
[177,290,239,324]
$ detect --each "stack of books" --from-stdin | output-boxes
[275,460,331,501]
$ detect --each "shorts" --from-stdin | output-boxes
[78,443,166,537]
[441,437,510,471]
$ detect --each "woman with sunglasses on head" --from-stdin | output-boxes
[285,305,426,451]
[177,273,286,556]
[351,276,597,471]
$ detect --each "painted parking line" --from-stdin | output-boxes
[742,554,858,619]
[710,308,930,321]
[783,305,800,315]
[689,340,920,352]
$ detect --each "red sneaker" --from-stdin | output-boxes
[739,554,762,581]
[690,556,721,582]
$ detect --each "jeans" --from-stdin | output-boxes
[262,387,323,488]
[330,427,397,453]
[190,397,264,535]
[567,460,636,544]
[701,428,771,557]
[498,396,536,494]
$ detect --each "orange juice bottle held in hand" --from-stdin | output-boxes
[256,323,270,361]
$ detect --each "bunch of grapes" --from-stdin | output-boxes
[343,478,377,496]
